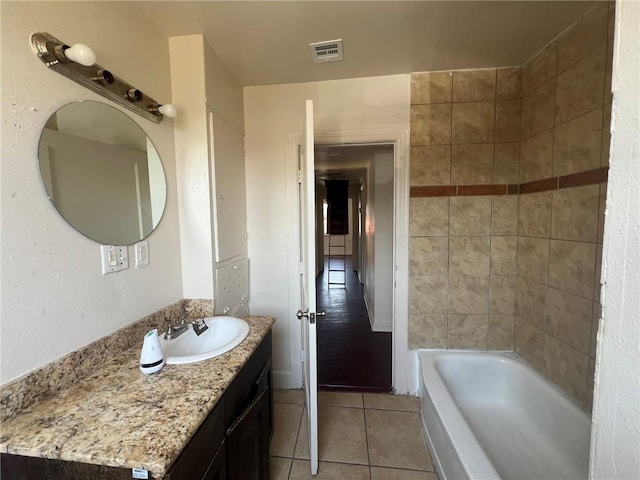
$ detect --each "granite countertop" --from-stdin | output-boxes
[0,315,275,479]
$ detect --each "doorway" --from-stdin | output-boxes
[314,143,394,392]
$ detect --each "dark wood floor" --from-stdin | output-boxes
[316,256,392,392]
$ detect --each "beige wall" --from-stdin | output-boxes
[408,2,614,410]
[408,67,521,351]
[514,2,613,411]
[0,1,183,384]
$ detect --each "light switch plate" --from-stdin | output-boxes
[134,240,150,268]
[100,245,129,274]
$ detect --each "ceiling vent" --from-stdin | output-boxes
[309,39,343,64]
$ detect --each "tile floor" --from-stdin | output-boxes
[270,389,439,480]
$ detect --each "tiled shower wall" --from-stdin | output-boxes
[408,2,614,410]
[514,2,613,410]
[408,67,521,351]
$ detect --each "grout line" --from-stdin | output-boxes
[362,404,373,479]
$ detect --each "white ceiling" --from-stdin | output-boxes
[137,1,598,87]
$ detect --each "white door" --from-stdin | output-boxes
[297,99,319,475]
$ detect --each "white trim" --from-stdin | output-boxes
[287,127,411,394]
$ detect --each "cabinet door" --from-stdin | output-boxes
[202,441,227,480]
[226,388,270,480]
[208,110,247,263]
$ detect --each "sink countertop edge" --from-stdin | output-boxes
[0,315,276,479]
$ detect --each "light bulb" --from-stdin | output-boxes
[158,104,177,118]
[64,43,96,67]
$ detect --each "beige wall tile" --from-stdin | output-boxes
[553,108,603,176]
[495,100,522,143]
[549,240,596,299]
[448,276,489,314]
[409,237,449,276]
[601,103,612,166]
[449,236,491,276]
[448,314,489,349]
[490,275,516,314]
[517,236,550,284]
[410,145,451,185]
[523,43,557,96]
[452,70,496,102]
[411,71,452,104]
[409,197,449,237]
[408,313,447,349]
[493,142,520,184]
[520,130,553,182]
[491,236,517,275]
[543,335,589,407]
[516,277,547,329]
[555,46,606,126]
[607,1,615,39]
[597,183,607,243]
[492,195,518,235]
[551,185,600,242]
[488,315,515,350]
[556,4,608,73]
[409,276,449,314]
[546,287,593,354]
[452,102,495,144]
[451,143,494,184]
[604,39,613,105]
[518,191,552,238]
[521,80,556,140]
[496,67,522,100]
[411,104,452,145]
[514,317,546,372]
[450,196,491,235]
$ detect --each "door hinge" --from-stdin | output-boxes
[298,262,304,275]
[297,170,302,184]
[300,349,305,363]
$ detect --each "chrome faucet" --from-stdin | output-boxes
[164,319,190,340]
[164,318,209,340]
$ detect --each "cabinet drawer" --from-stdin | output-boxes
[164,397,225,480]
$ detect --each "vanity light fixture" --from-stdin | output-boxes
[30,31,176,123]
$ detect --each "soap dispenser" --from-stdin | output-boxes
[140,329,165,374]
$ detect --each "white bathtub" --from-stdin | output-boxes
[418,351,591,480]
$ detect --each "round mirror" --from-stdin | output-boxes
[38,101,167,245]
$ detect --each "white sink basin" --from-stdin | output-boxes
[161,316,250,364]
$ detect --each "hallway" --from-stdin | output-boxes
[316,257,392,391]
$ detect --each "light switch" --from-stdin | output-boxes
[100,245,129,274]
[134,240,150,268]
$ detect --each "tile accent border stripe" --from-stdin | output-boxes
[0,299,214,422]
[410,167,608,197]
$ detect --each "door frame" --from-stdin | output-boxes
[286,127,414,394]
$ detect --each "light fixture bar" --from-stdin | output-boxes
[30,32,171,123]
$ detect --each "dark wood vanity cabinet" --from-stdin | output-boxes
[168,332,273,480]
[1,332,273,480]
